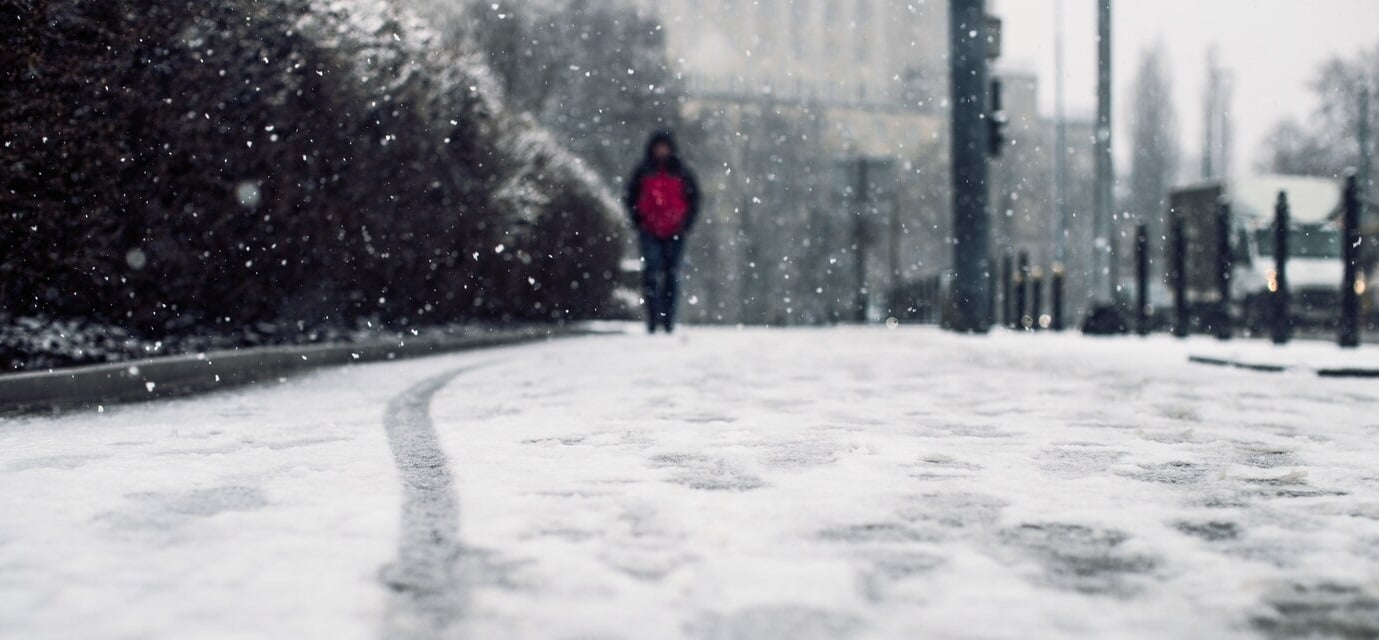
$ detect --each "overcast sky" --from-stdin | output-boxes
[992,0,1379,178]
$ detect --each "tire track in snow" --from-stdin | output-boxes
[379,367,474,640]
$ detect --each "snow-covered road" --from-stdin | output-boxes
[3,328,1378,639]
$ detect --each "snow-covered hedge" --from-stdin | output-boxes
[0,0,623,347]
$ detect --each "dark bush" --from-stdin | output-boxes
[0,0,622,342]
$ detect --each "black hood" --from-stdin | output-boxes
[643,129,679,162]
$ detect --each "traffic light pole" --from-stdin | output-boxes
[1093,0,1115,304]
[948,0,993,333]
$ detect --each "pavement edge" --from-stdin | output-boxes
[0,326,608,414]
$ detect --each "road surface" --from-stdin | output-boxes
[2,328,1378,639]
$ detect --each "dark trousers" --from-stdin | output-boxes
[639,231,686,332]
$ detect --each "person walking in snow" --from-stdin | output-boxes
[624,130,700,334]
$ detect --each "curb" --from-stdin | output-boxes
[1317,368,1379,379]
[1188,355,1379,378]
[0,327,602,414]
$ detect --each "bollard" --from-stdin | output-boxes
[988,258,999,327]
[853,159,871,325]
[1030,268,1045,330]
[1051,265,1066,332]
[937,275,946,325]
[1015,251,1030,330]
[1136,223,1150,335]
[1272,191,1293,345]
[935,276,943,324]
[1215,198,1234,340]
[923,276,935,324]
[921,278,930,324]
[1171,215,1188,338]
[1002,253,1015,329]
[1341,171,1362,348]
[932,275,943,324]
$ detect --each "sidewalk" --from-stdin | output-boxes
[0,325,586,414]
[1184,334,1379,376]
[438,328,1379,639]
[1,327,1376,639]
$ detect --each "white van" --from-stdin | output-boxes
[1229,175,1348,329]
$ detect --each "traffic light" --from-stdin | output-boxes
[988,77,1008,158]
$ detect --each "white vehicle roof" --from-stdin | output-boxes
[1229,174,1341,225]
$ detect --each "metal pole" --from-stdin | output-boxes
[948,0,992,333]
[930,276,941,324]
[1093,0,1114,304]
[1341,171,1362,348]
[1215,198,1233,340]
[1361,86,1373,224]
[1016,250,1030,330]
[1202,50,1218,180]
[1002,253,1014,328]
[1052,266,1066,331]
[1171,214,1188,338]
[739,195,753,324]
[1053,0,1068,271]
[1359,86,1373,330]
[854,158,870,324]
[1272,191,1292,345]
[988,254,999,327]
[889,190,902,317]
[1136,223,1149,335]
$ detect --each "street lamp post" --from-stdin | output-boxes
[1052,0,1069,329]
[947,0,993,333]
[1093,0,1115,306]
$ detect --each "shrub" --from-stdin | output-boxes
[0,0,622,339]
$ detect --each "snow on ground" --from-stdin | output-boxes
[1188,334,1379,370]
[2,327,1379,639]
[0,352,505,640]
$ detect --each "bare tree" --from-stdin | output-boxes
[1127,43,1180,239]
[460,0,690,191]
[1259,43,1379,185]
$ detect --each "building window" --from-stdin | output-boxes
[823,0,843,60]
[791,0,810,59]
[855,0,871,65]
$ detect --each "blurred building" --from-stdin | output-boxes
[638,0,948,112]
[629,0,1093,326]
